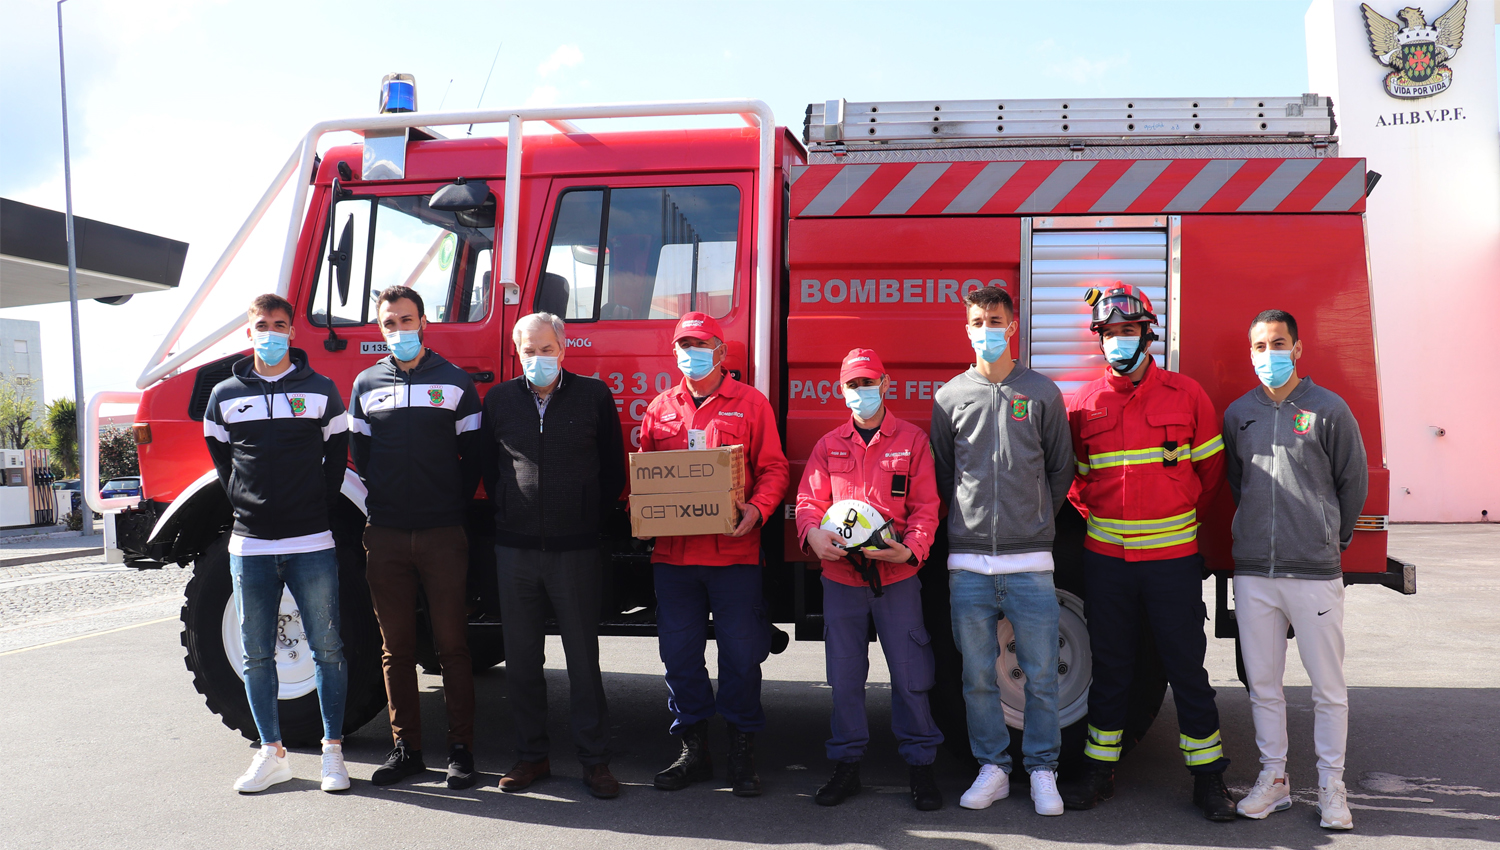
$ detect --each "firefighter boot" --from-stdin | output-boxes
[1193,771,1238,822]
[653,722,713,791]
[727,725,763,797]
[1060,760,1115,810]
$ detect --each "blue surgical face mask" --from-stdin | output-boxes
[844,385,883,420]
[676,344,719,380]
[1252,349,1296,389]
[252,330,289,367]
[385,329,422,362]
[967,324,1011,363]
[1102,335,1143,371]
[522,355,559,388]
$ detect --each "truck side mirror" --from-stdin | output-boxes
[430,177,490,211]
[334,216,355,306]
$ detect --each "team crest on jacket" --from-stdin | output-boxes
[289,396,307,416]
[428,387,444,406]
[1010,396,1030,421]
[1293,411,1315,434]
[1361,0,1467,99]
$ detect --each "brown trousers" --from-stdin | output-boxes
[364,524,474,750]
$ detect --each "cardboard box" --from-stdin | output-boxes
[630,488,742,537]
[629,445,744,495]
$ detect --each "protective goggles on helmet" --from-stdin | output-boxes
[1085,284,1158,333]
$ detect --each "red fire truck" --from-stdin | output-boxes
[87,84,1414,761]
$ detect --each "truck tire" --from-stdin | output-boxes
[415,620,506,674]
[180,531,387,747]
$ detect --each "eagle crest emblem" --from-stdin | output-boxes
[1361,0,1467,99]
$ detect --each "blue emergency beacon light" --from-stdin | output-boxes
[380,73,417,114]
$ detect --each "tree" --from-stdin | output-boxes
[99,425,140,480]
[45,398,79,477]
[0,376,44,450]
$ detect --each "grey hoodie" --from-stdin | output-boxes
[1222,378,1369,579]
[931,365,1075,556]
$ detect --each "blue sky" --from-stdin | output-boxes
[1,0,1495,400]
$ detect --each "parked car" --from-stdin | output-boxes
[100,477,142,500]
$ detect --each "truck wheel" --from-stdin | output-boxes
[415,619,506,674]
[180,531,387,747]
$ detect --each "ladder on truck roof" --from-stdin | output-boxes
[805,95,1336,158]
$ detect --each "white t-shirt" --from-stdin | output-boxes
[230,365,334,557]
[948,551,1055,575]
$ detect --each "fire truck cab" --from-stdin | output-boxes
[90,86,1413,760]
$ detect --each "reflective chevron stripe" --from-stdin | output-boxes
[790,159,1367,217]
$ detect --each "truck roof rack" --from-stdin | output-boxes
[805,95,1335,147]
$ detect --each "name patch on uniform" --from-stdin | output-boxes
[828,449,850,458]
[718,411,744,418]
[1293,411,1315,434]
[661,411,678,422]
[1088,407,1108,420]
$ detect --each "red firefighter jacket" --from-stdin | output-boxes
[794,413,941,588]
[637,371,789,567]
[1067,361,1226,561]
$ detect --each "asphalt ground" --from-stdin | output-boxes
[1,525,1497,850]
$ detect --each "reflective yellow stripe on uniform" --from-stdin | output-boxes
[1194,433,1224,460]
[1076,460,1091,476]
[1085,725,1124,762]
[1180,731,1224,766]
[1086,510,1199,550]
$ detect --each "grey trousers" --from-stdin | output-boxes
[496,545,610,765]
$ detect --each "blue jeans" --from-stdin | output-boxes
[653,563,771,734]
[949,569,1061,772]
[230,548,347,744]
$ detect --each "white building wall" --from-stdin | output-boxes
[0,318,45,418]
[1306,0,1500,522]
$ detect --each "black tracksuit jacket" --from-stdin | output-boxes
[480,370,626,551]
[203,350,349,540]
[349,349,483,529]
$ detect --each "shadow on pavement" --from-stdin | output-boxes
[318,665,1500,848]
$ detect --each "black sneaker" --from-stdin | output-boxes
[1193,771,1238,822]
[815,761,861,807]
[371,741,426,786]
[910,764,943,811]
[447,744,477,790]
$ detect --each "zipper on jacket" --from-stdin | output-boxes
[991,383,1000,556]
[538,381,548,551]
[1269,402,1279,577]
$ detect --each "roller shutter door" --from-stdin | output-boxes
[1028,229,1167,398]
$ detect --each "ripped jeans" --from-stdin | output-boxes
[230,548,346,744]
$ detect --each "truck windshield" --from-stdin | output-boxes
[539,185,740,321]
[309,193,494,326]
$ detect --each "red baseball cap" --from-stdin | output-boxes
[673,311,725,344]
[839,348,886,384]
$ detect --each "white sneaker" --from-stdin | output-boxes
[1236,768,1292,819]
[321,742,350,792]
[959,764,1010,810]
[234,745,292,793]
[1030,769,1064,816]
[1318,778,1353,830]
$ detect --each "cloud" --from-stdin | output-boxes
[524,85,559,107]
[537,44,583,77]
[1048,54,1130,85]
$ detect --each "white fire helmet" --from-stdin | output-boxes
[818,499,896,552]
